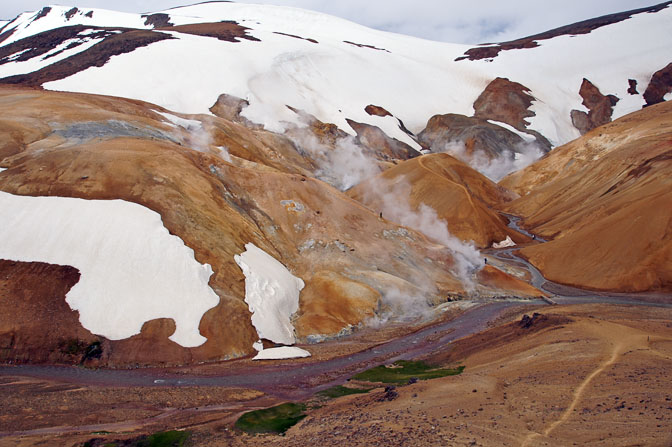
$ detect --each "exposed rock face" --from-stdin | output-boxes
[472,78,551,151]
[643,62,672,106]
[473,78,533,131]
[628,79,639,95]
[142,13,173,28]
[346,119,418,161]
[365,104,392,117]
[501,100,672,292]
[209,93,252,125]
[417,114,525,159]
[570,78,620,135]
[455,2,672,61]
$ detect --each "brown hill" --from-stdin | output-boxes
[348,153,527,248]
[0,87,537,366]
[500,101,672,292]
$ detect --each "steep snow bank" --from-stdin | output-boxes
[0,191,219,347]
[234,243,304,345]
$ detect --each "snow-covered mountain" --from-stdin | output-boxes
[1,1,670,150]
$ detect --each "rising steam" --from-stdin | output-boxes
[438,140,544,182]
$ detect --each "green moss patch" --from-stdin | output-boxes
[316,385,373,399]
[353,360,465,385]
[235,403,307,434]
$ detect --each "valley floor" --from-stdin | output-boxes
[1,302,671,447]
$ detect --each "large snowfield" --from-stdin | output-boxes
[235,243,305,346]
[0,191,220,347]
[0,3,668,148]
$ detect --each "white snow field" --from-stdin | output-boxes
[0,3,662,149]
[234,243,305,346]
[0,191,219,347]
[253,346,311,360]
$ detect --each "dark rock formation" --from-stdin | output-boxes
[210,93,251,124]
[628,79,639,95]
[570,78,619,135]
[418,113,525,159]
[643,62,672,107]
[473,78,533,130]
[346,119,418,161]
[472,78,551,151]
[365,104,392,117]
[379,385,399,401]
[142,13,173,28]
[64,7,79,20]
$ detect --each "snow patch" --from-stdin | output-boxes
[157,110,202,131]
[486,120,536,142]
[492,236,516,249]
[0,191,219,347]
[665,92,672,102]
[234,243,304,345]
[0,167,6,173]
[253,346,311,360]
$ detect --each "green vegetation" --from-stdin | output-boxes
[235,403,307,434]
[135,430,190,447]
[83,430,190,447]
[316,385,373,399]
[353,360,465,385]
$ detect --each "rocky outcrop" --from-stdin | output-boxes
[643,62,672,107]
[165,21,260,43]
[209,93,252,125]
[365,104,392,117]
[570,78,619,135]
[473,78,534,131]
[472,78,551,151]
[417,114,525,159]
[346,119,418,161]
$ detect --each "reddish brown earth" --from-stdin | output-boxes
[570,78,620,135]
[348,153,529,249]
[500,100,672,292]
[161,21,260,43]
[0,86,534,367]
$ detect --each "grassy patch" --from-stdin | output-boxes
[235,403,307,434]
[316,385,373,399]
[353,360,465,385]
[84,430,190,447]
[136,430,190,447]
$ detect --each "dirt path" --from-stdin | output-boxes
[520,321,662,446]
